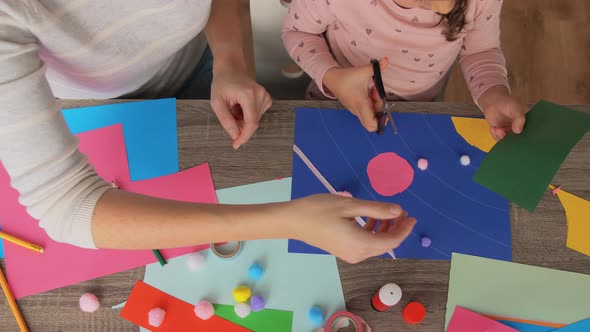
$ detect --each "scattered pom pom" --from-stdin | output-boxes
[79,293,100,313]
[248,263,265,281]
[186,252,206,271]
[420,236,432,248]
[417,158,428,171]
[194,300,215,320]
[335,191,352,197]
[308,306,325,326]
[402,301,426,324]
[551,186,561,195]
[459,154,471,166]
[148,307,166,327]
[233,285,252,303]
[234,303,251,318]
[250,295,266,312]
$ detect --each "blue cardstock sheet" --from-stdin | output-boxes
[289,108,512,261]
[61,99,179,181]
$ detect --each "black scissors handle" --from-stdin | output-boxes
[371,59,387,100]
[371,59,388,135]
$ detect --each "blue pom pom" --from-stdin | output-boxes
[248,263,264,281]
[308,306,324,326]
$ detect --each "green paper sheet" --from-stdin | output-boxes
[214,304,293,332]
[445,253,590,329]
[474,100,590,211]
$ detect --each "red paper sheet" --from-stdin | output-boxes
[121,281,250,331]
[1,124,218,298]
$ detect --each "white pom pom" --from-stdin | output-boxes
[417,158,428,171]
[460,154,471,166]
[234,303,251,318]
[186,252,205,271]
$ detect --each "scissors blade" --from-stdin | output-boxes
[388,112,398,134]
[383,102,398,134]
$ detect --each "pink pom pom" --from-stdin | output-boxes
[335,191,352,198]
[148,307,166,327]
[417,158,428,171]
[194,300,215,320]
[79,293,100,313]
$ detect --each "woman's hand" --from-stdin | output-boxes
[210,61,272,149]
[322,58,389,132]
[205,0,272,149]
[479,85,528,141]
[286,193,416,264]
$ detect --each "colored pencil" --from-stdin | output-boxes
[0,231,43,253]
[0,265,29,332]
[152,249,167,266]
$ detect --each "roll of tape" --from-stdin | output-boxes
[210,241,242,259]
[325,311,371,332]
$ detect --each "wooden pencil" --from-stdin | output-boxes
[0,265,29,332]
[0,231,44,253]
[152,249,167,266]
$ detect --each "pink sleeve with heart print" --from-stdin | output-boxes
[282,0,509,105]
[281,0,339,98]
[459,0,510,105]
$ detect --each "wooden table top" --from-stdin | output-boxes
[2,100,589,332]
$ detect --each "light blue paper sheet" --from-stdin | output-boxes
[126,178,346,332]
[554,318,590,331]
[61,99,178,181]
[498,320,553,332]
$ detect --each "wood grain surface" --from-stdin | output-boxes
[1,100,589,332]
[444,0,590,105]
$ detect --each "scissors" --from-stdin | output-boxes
[371,59,398,135]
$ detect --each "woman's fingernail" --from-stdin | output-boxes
[390,207,401,215]
[229,129,239,139]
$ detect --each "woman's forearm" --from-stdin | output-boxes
[205,0,246,72]
[91,189,294,249]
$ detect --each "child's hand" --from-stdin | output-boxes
[478,85,528,141]
[287,193,416,264]
[322,58,390,132]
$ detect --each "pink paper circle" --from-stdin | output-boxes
[367,152,414,196]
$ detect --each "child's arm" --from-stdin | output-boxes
[281,1,339,98]
[282,3,385,131]
[459,0,528,140]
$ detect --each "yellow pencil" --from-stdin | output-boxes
[0,265,29,332]
[0,231,44,253]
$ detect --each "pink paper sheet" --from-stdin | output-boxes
[0,124,218,298]
[447,306,519,332]
[367,152,414,196]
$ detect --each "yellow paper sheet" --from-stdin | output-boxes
[550,185,590,256]
[451,117,496,153]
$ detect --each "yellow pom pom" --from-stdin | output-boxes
[233,285,252,303]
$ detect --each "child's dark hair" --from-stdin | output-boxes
[440,0,468,41]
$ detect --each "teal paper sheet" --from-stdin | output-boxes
[137,178,346,332]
